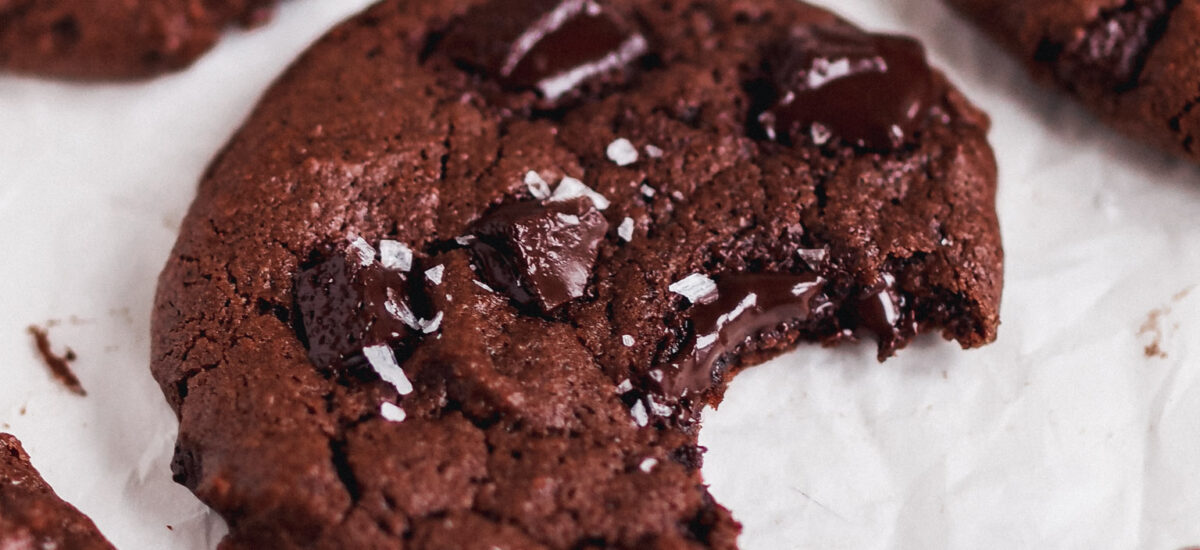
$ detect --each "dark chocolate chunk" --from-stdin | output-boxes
[757,23,936,150]
[1053,0,1179,92]
[470,197,609,313]
[442,0,649,104]
[294,240,419,370]
[853,273,916,359]
[659,273,827,399]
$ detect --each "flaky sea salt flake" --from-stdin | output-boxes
[550,177,610,210]
[621,334,635,347]
[796,248,828,269]
[630,400,650,427]
[616,379,633,393]
[348,236,376,266]
[378,240,413,271]
[606,138,639,166]
[524,171,552,199]
[363,345,413,395]
[420,311,444,334]
[425,264,445,285]
[646,395,672,417]
[380,402,407,423]
[384,289,421,329]
[617,217,634,242]
[640,184,656,198]
[669,273,717,304]
[639,458,658,473]
[644,144,663,158]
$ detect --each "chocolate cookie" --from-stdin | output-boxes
[945,0,1200,164]
[0,434,114,549]
[0,0,276,79]
[151,0,1003,547]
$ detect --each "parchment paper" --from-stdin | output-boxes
[2,0,1199,548]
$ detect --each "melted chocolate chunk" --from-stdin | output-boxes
[756,23,936,150]
[294,243,419,369]
[853,273,916,359]
[470,197,609,313]
[442,0,648,104]
[658,273,827,399]
[1051,0,1179,92]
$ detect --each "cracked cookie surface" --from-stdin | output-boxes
[0,0,277,79]
[151,0,1003,547]
[946,0,1200,164]
[0,434,114,549]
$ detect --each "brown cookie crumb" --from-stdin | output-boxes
[27,326,85,396]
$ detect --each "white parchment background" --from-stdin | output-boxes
[2,0,1199,548]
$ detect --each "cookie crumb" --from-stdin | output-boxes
[27,326,86,396]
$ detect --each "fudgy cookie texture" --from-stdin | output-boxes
[0,0,276,79]
[151,0,1003,547]
[946,0,1200,164]
[0,434,114,549]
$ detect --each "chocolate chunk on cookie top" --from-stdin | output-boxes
[0,0,277,79]
[442,0,649,105]
[756,23,938,150]
[945,0,1200,164]
[470,194,610,313]
[152,0,1002,547]
[1,434,114,549]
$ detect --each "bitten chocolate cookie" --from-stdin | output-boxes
[946,0,1200,164]
[151,0,1003,547]
[0,0,276,79]
[0,434,114,549]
